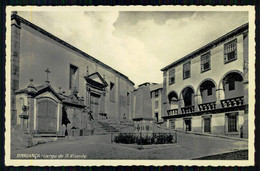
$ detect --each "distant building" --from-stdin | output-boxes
[150,83,163,123]
[11,13,135,136]
[160,23,249,138]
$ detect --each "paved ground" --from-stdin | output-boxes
[11,132,248,159]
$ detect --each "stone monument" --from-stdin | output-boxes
[133,85,154,137]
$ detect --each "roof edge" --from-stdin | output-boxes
[12,14,135,86]
[161,23,249,71]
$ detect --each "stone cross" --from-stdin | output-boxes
[45,68,51,83]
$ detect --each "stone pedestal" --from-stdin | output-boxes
[133,85,154,137]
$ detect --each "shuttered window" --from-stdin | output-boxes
[183,61,191,79]
[169,68,175,85]
[224,39,237,64]
[201,52,211,72]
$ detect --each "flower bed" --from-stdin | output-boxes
[113,132,177,145]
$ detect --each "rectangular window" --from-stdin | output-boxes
[170,119,175,129]
[183,61,191,79]
[169,68,175,85]
[155,101,159,109]
[110,82,115,102]
[127,92,130,105]
[224,39,237,64]
[227,113,238,132]
[155,90,159,97]
[69,64,78,90]
[201,52,211,72]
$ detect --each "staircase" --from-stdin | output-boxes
[94,122,110,135]
[94,119,134,135]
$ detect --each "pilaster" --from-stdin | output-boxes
[11,14,21,126]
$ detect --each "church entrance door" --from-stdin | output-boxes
[90,93,100,120]
[37,98,57,133]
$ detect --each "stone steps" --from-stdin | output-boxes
[93,119,135,135]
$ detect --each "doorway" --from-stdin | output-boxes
[184,119,191,131]
[204,117,211,133]
[155,112,159,122]
[90,93,101,120]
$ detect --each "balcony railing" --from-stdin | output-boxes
[220,96,244,108]
[198,101,216,111]
[181,106,195,114]
[167,109,178,115]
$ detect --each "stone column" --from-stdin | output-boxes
[216,89,225,108]
[195,93,202,112]
[11,13,21,126]
[178,98,183,114]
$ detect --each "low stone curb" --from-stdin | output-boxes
[177,130,248,141]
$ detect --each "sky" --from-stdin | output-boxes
[18,10,248,86]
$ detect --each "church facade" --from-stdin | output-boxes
[160,23,249,138]
[11,13,135,136]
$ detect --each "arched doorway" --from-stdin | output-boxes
[180,86,195,114]
[197,79,217,111]
[220,72,244,108]
[222,72,243,99]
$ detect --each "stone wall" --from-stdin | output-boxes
[16,17,134,122]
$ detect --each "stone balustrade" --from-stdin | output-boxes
[220,96,244,108]
[165,96,244,116]
[181,106,195,114]
[167,109,178,115]
[198,101,216,111]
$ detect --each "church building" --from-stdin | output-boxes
[11,13,135,136]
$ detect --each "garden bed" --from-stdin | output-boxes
[111,132,177,145]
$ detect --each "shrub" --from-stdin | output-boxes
[114,133,176,145]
